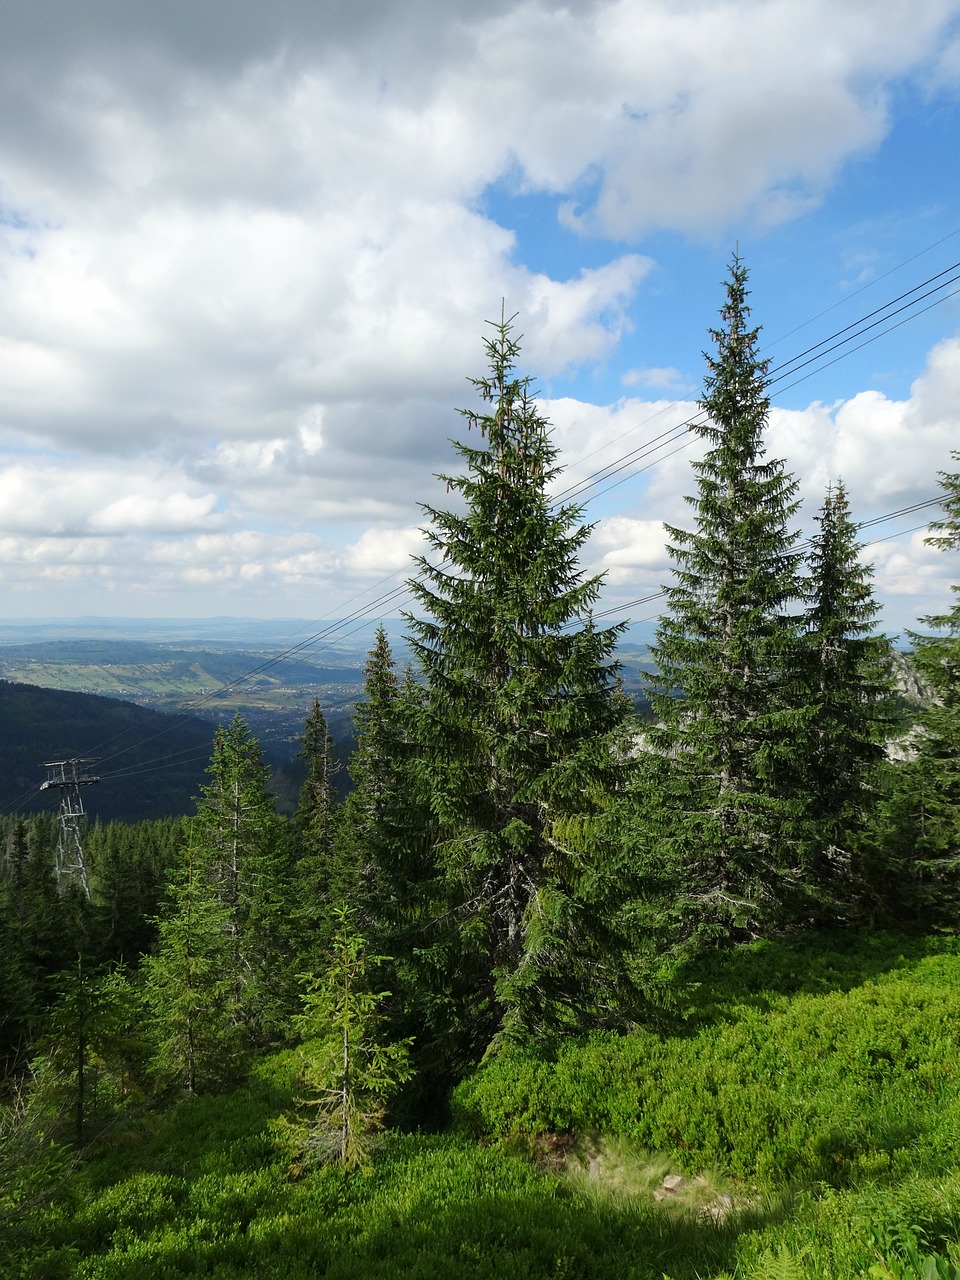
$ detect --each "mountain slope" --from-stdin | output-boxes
[0,680,215,822]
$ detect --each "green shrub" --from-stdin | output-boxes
[452,948,960,1187]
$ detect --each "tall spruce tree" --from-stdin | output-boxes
[405,312,628,1047]
[879,455,960,917]
[290,700,340,966]
[146,716,289,1088]
[801,480,892,915]
[337,630,424,937]
[641,256,806,943]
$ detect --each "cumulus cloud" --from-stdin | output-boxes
[343,526,427,576]
[557,331,960,632]
[0,0,959,617]
[0,462,221,536]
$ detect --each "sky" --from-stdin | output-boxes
[2,0,960,640]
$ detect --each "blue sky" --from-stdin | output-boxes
[1,0,959,639]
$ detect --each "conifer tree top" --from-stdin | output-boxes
[698,253,771,451]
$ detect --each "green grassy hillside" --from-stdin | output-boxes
[5,932,959,1279]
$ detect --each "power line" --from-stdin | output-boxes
[772,283,960,400]
[590,494,949,621]
[767,260,960,384]
[552,237,960,489]
[11,255,958,802]
[764,225,960,351]
[558,272,960,511]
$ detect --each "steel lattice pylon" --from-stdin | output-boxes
[40,757,99,899]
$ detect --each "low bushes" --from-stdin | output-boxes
[452,946,960,1186]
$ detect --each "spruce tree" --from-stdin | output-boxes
[333,636,446,1102]
[0,878,31,1079]
[800,480,892,914]
[296,701,338,853]
[338,631,426,938]
[289,700,340,966]
[288,905,413,1170]
[146,716,289,1088]
[405,312,628,1046]
[145,837,242,1093]
[192,714,290,1036]
[879,454,960,916]
[641,256,806,943]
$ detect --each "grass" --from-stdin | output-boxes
[5,931,960,1279]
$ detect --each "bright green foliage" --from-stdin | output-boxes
[452,939,960,1189]
[0,1084,74,1280]
[290,906,413,1169]
[406,313,628,1046]
[9,933,960,1279]
[881,456,960,917]
[144,837,245,1093]
[800,481,893,916]
[640,257,806,943]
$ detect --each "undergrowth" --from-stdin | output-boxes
[3,931,960,1279]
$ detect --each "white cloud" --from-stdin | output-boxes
[0,462,221,536]
[592,516,674,583]
[0,0,959,618]
[343,525,427,576]
[622,366,690,393]
[552,331,960,632]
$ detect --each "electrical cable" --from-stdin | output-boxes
[14,254,960,800]
[564,275,960,511]
[764,225,960,350]
[588,495,950,622]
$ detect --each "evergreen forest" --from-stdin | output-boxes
[5,262,960,1279]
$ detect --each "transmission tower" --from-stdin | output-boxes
[40,757,100,899]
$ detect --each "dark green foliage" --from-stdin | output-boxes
[799,481,894,916]
[86,817,189,964]
[288,700,340,967]
[295,701,338,856]
[638,258,809,943]
[2,816,93,996]
[0,878,32,1077]
[338,630,410,921]
[879,455,960,918]
[192,714,292,1036]
[145,716,291,1091]
[336,636,438,1030]
[0,680,212,822]
[405,313,628,1047]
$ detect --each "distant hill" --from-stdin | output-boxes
[0,680,217,823]
[0,637,361,700]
